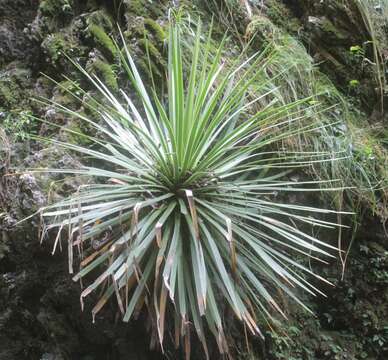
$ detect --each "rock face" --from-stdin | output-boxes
[0,0,38,66]
[0,0,387,359]
[270,0,387,116]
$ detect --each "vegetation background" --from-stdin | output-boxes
[0,0,387,359]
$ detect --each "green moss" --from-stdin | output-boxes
[86,10,116,58]
[88,24,117,57]
[143,18,167,43]
[0,82,19,107]
[39,0,73,16]
[124,0,165,17]
[137,38,166,78]
[123,17,167,80]
[0,66,32,108]
[125,0,145,15]
[41,33,76,65]
[66,119,93,146]
[50,81,82,108]
[87,10,113,29]
[265,0,301,34]
[90,60,118,91]
[57,80,78,93]
[137,57,162,80]
[138,38,165,65]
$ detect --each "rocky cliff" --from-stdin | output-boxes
[0,1,387,359]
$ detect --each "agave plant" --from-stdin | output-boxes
[36,20,343,358]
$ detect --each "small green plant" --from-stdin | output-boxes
[0,109,34,141]
[348,79,360,88]
[350,45,363,55]
[34,20,344,358]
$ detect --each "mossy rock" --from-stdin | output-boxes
[126,17,167,43]
[39,0,74,17]
[138,38,166,68]
[23,146,85,198]
[0,79,22,108]
[86,11,117,58]
[41,33,78,66]
[88,24,117,57]
[125,17,168,80]
[51,80,82,109]
[143,18,167,43]
[265,0,301,34]
[86,9,113,29]
[0,63,33,109]
[87,58,118,91]
[65,118,94,147]
[123,0,166,18]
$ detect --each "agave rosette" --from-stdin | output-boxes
[36,21,344,357]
